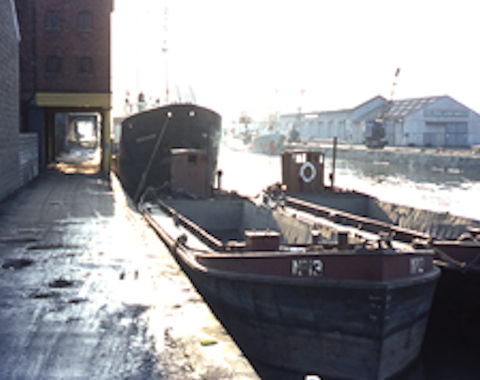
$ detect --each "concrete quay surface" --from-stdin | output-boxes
[0,165,263,379]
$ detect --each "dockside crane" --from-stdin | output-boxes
[364,68,401,149]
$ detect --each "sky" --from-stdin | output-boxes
[111,0,480,123]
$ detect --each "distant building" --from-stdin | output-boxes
[280,95,480,148]
[15,0,114,171]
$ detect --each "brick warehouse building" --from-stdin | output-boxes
[0,0,21,201]
[0,0,36,202]
[15,0,114,172]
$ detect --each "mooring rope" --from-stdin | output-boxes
[432,247,466,269]
[134,114,171,202]
[465,251,480,272]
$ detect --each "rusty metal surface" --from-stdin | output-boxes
[285,195,431,243]
[170,149,210,199]
[433,241,480,269]
[245,230,280,251]
[145,197,436,282]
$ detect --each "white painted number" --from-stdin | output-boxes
[292,259,323,277]
[410,257,425,275]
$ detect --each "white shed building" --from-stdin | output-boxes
[280,95,480,148]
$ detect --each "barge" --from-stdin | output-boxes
[272,148,480,341]
[139,149,439,380]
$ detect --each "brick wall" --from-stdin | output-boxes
[16,0,113,94]
[19,133,38,186]
[0,0,21,202]
[17,0,36,105]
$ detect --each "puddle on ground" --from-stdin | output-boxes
[2,258,34,270]
[30,291,61,299]
[49,278,75,288]
[0,238,40,244]
[27,244,80,250]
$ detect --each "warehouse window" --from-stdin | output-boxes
[78,12,93,31]
[78,57,93,76]
[46,11,61,31]
[46,56,62,75]
[445,123,468,146]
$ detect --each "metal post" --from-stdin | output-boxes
[101,109,111,174]
[330,137,337,188]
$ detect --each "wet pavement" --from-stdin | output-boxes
[0,161,259,379]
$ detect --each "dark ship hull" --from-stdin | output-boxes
[140,195,439,380]
[116,104,221,199]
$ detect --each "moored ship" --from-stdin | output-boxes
[271,148,480,342]
[116,103,221,200]
[139,148,439,380]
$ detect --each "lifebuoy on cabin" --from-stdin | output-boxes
[299,161,317,183]
[281,150,325,193]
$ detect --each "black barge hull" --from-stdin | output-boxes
[141,198,439,380]
[185,265,438,380]
[281,192,480,344]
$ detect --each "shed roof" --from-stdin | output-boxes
[383,96,439,120]
[281,94,477,122]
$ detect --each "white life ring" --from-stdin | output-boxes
[299,161,317,183]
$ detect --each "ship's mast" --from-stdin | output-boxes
[162,6,170,104]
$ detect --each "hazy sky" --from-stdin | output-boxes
[112,0,480,122]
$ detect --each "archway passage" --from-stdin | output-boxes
[48,112,103,174]
[32,97,111,176]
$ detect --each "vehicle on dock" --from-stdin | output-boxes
[139,149,439,380]
[364,119,388,149]
[363,69,400,150]
[116,104,221,200]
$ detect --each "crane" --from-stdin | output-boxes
[364,68,401,149]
